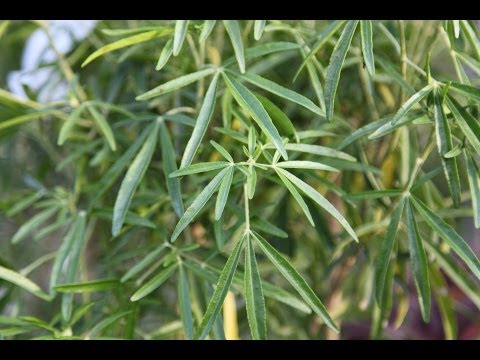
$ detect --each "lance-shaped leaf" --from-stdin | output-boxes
[449,82,480,101]
[391,84,433,125]
[244,235,266,340]
[222,73,287,160]
[11,207,57,244]
[87,105,116,151]
[465,151,480,228]
[178,265,194,339]
[82,29,171,67]
[159,121,184,218]
[276,161,338,172]
[325,20,359,122]
[121,245,167,282]
[199,20,216,43]
[170,161,229,177]
[253,232,338,332]
[360,20,375,75]
[181,73,220,168]
[254,20,266,41]
[194,235,245,339]
[171,166,230,242]
[130,263,178,302]
[374,196,405,305]
[173,20,189,56]
[0,265,51,301]
[136,68,217,101]
[223,20,245,73]
[112,121,159,236]
[405,197,430,322]
[215,165,234,220]
[411,196,480,281]
[276,168,358,242]
[433,91,461,207]
[238,71,324,116]
[156,38,173,71]
[54,279,120,293]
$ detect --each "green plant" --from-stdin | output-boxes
[1,19,480,340]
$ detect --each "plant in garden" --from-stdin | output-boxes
[0,19,480,340]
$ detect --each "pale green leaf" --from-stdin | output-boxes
[223,20,245,73]
[130,263,178,302]
[194,235,245,339]
[254,20,266,41]
[360,20,375,75]
[199,20,216,43]
[171,167,230,242]
[136,68,217,101]
[11,207,57,244]
[178,265,194,339]
[156,38,173,71]
[82,30,171,67]
[87,105,116,151]
[245,235,266,340]
[215,165,234,221]
[276,168,358,242]
[181,73,220,168]
[54,279,120,293]
[253,232,338,332]
[0,265,51,301]
[173,20,189,56]
[222,72,287,160]
[276,161,339,172]
[112,121,159,236]
[325,20,359,121]
[170,161,229,177]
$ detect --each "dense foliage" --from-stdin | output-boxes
[1,20,480,340]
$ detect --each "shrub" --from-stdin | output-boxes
[0,20,479,340]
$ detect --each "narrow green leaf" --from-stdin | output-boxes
[92,125,151,204]
[424,240,480,310]
[199,20,216,43]
[250,218,288,238]
[375,196,405,305]
[112,121,159,236]
[446,95,480,155]
[347,189,402,201]
[11,207,57,244]
[368,113,417,140]
[253,232,338,332]
[0,265,51,301]
[173,20,189,56]
[271,143,356,162]
[433,91,461,207]
[430,264,457,340]
[276,161,338,172]
[170,161,229,177]
[223,20,245,73]
[54,279,120,293]
[411,196,480,281]
[82,30,171,67]
[215,165,234,221]
[156,38,173,71]
[0,110,59,132]
[391,85,433,125]
[465,152,480,228]
[224,42,300,67]
[86,311,132,338]
[460,20,480,60]
[254,20,266,41]
[444,145,462,158]
[58,105,85,145]
[254,94,296,138]
[171,167,230,242]
[222,73,287,160]
[449,82,480,101]
[158,122,184,218]
[194,235,245,339]
[178,265,194,339]
[181,73,220,168]
[238,71,324,116]
[61,212,87,322]
[87,105,116,151]
[247,166,257,199]
[405,197,430,322]
[245,235,267,340]
[276,167,358,242]
[136,68,217,101]
[130,263,178,302]
[360,20,375,75]
[295,20,346,81]
[453,20,460,38]
[121,245,166,282]
[6,190,45,217]
[210,140,234,163]
[336,116,392,150]
[325,20,359,122]
[274,168,314,226]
